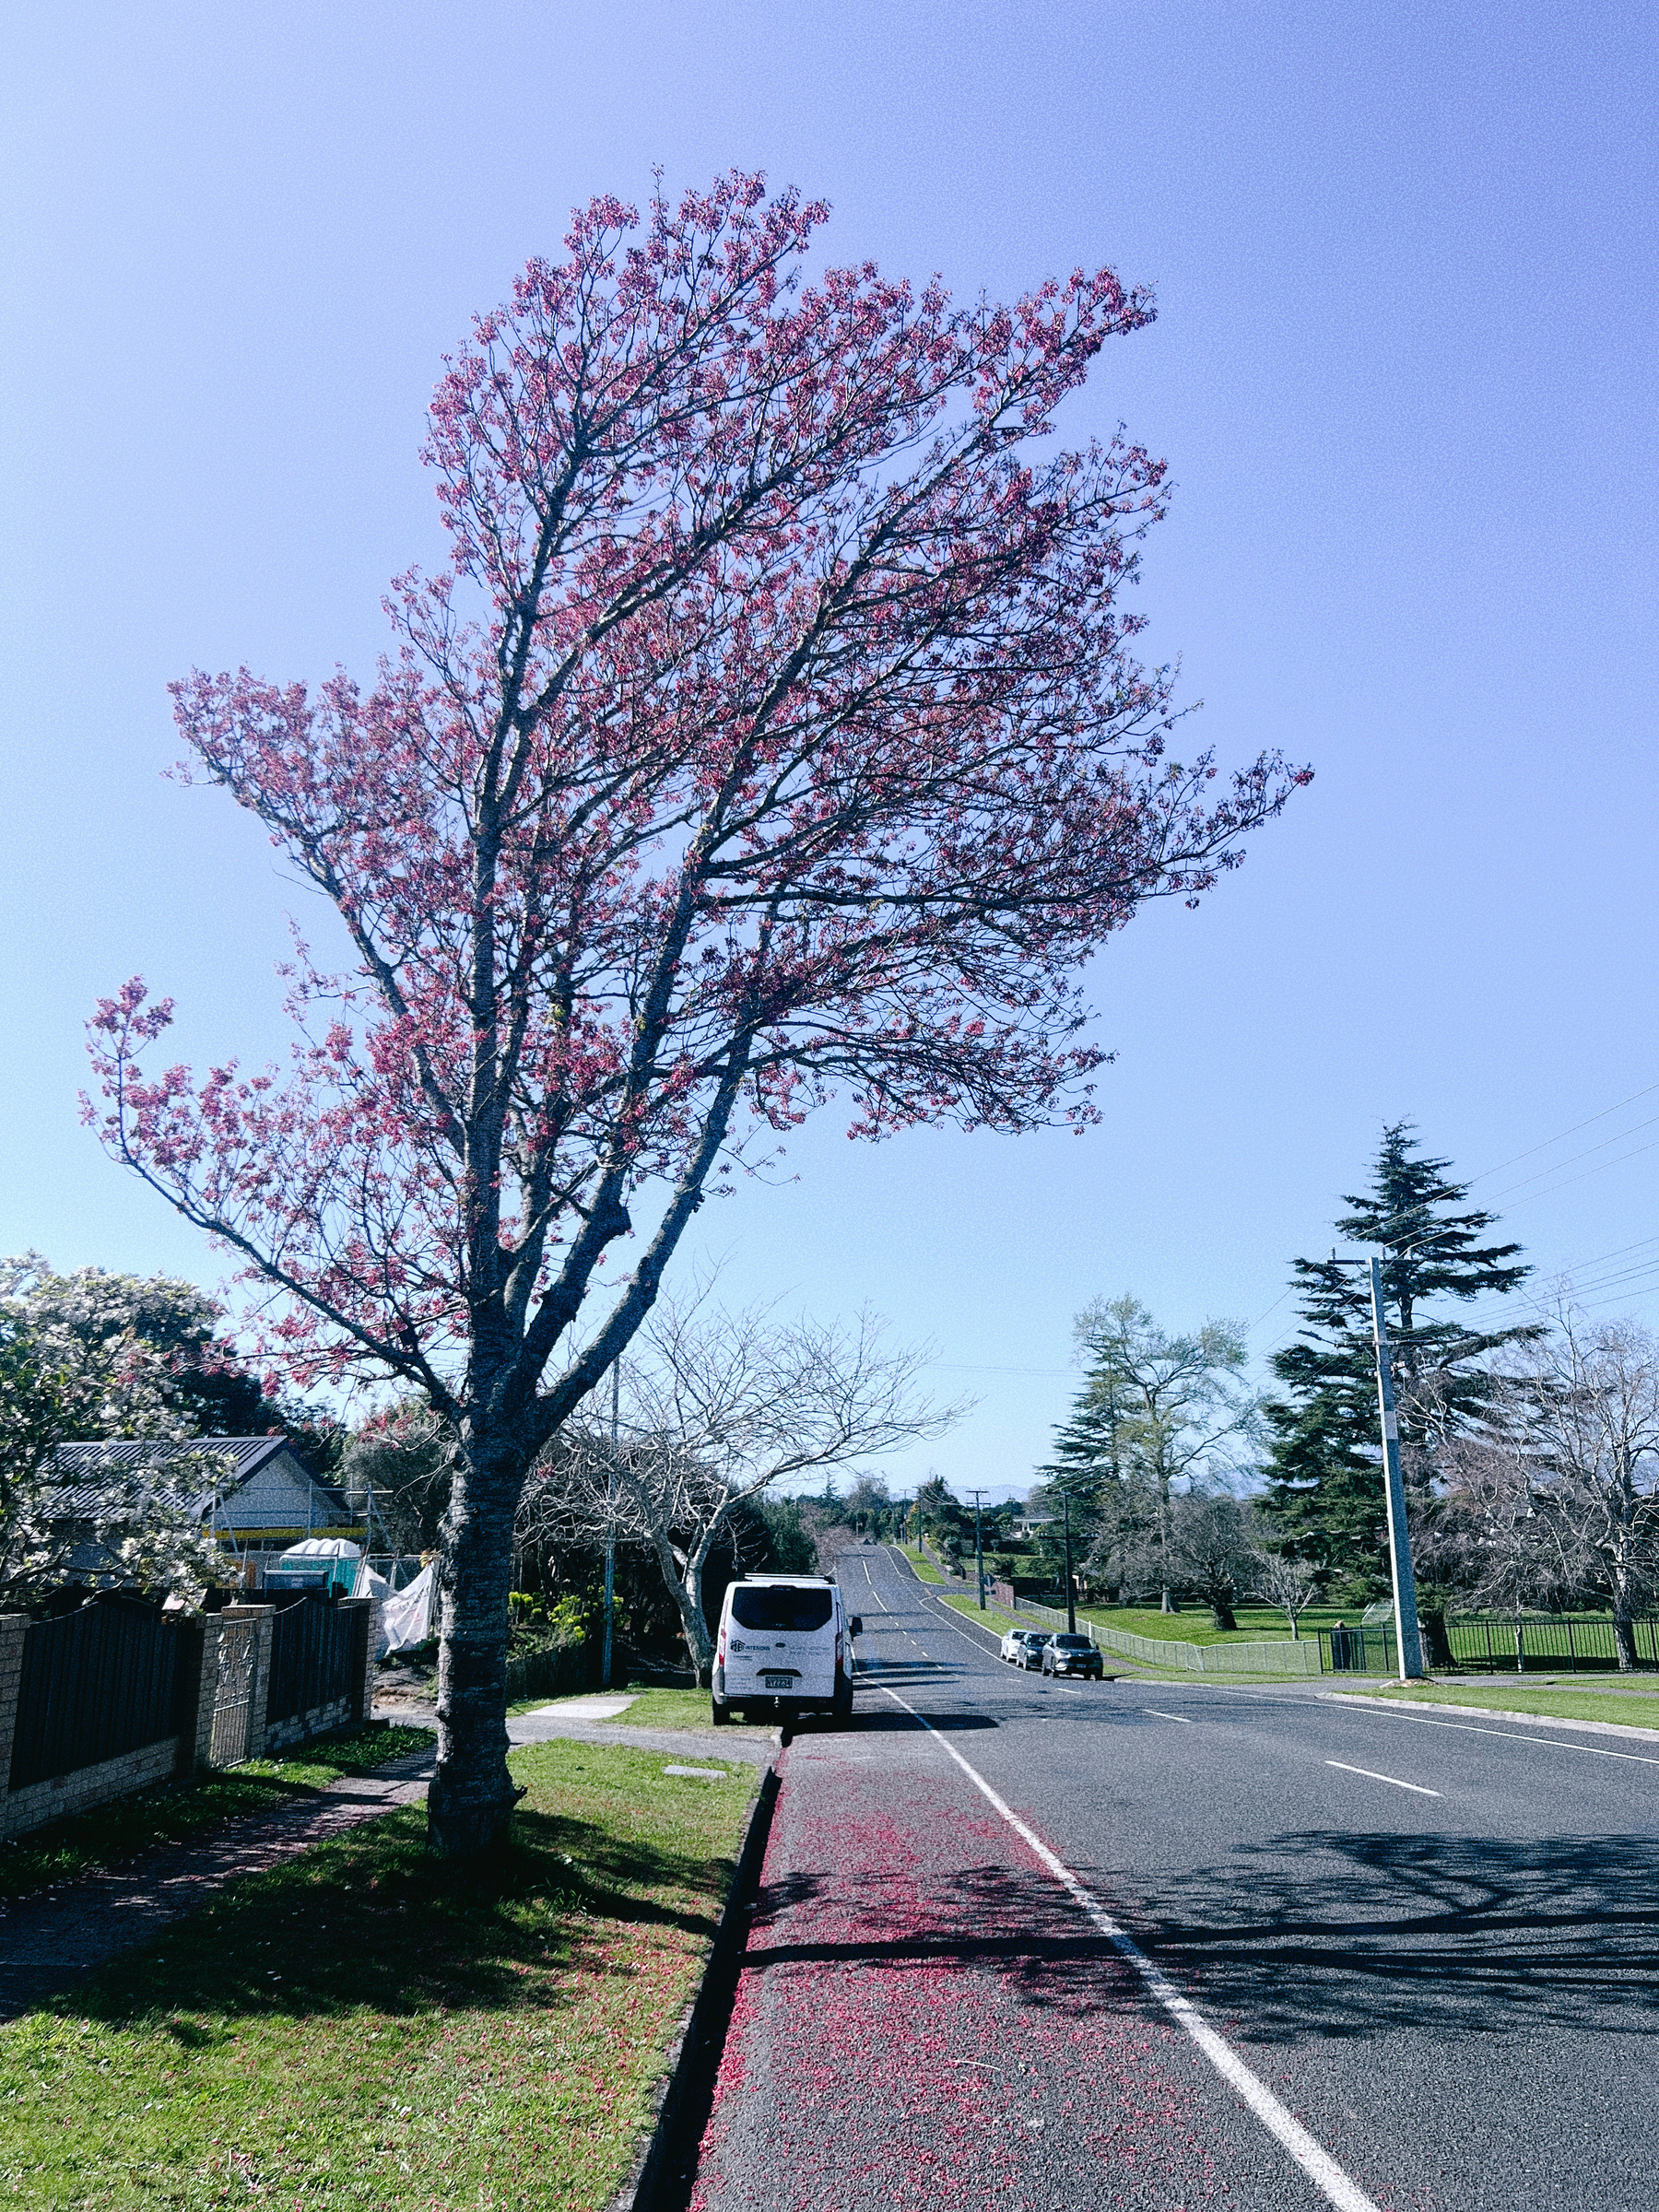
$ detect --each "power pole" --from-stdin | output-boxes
[968,1488,987,1608]
[1061,1486,1077,1634]
[602,1358,619,1690]
[1370,1256,1427,1682]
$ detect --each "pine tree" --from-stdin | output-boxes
[1261,1122,1535,1594]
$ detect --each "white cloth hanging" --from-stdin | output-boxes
[379,1561,436,1654]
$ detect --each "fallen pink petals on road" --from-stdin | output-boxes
[691,1732,1225,2211]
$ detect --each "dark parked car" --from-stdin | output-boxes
[1041,1632,1104,1679]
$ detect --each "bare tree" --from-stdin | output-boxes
[1430,1414,1557,1614]
[1252,1542,1321,1640]
[1164,1493,1254,1630]
[517,1295,958,1677]
[1505,1308,1659,1670]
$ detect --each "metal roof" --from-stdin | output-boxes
[46,1436,351,1524]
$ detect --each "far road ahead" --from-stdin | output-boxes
[689,1545,1659,2212]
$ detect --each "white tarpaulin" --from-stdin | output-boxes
[380,1562,436,1654]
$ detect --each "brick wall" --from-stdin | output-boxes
[1,1734,187,1841]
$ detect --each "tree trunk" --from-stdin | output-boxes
[1209,1594,1238,1631]
[680,1531,716,1685]
[639,1509,714,1684]
[427,1437,523,1856]
[1612,1534,1637,1672]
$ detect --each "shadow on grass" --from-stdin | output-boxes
[49,1789,735,2034]
[0,1724,434,1904]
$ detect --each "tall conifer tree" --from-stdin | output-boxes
[1261,1123,1535,1590]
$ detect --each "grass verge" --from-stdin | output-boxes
[0,1724,434,1903]
[939,1592,1019,1639]
[514,1686,773,1735]
[1331,1682,1659,1731]
[897,1543,950,1586]
[0,1736,756,2211]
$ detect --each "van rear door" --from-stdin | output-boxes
[727,1583,836,1698]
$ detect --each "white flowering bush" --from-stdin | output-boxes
[0,1255,227,1603]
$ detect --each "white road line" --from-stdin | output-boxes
[1325,1759,1440,1797]
[877,1682,1383,2212]
[1146,1710,1194,1725]
[1350,1704,1659,1768]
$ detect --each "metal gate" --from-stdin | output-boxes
[209,1618,261,1767]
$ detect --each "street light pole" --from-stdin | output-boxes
[969,1488,987,1608]
[1062,1487,1076,1635]
[1370,1256,1427,1682]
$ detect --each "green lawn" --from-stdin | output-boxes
[0,1724,434,1904]
[897,1543,951,1586]
[1076,1604,1340,1647]
[0,1736,756,2210]
[1331,1682,1659,1730]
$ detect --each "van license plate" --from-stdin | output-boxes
[763,1674,794,1689]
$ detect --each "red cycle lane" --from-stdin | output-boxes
[688,1712,1322,2212]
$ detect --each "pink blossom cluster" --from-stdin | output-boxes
[88,171,1307,1442]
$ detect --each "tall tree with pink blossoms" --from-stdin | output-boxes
[89,173,1308,1853]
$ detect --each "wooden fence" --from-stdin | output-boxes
[7,1595,196,1790]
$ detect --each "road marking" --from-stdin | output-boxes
[1350,1703,1659,1767]
[1325,1759,1440,1797]
[878,1683,1383,2212]
[1146,1710,1194,1725]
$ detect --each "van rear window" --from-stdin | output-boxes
[730,1585,834,1632]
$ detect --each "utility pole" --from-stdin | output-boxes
[968,1488,987,1608]
[1370,1256,1427,1682]
[602,1358,619,1690]
[1061,1486,1077,1635]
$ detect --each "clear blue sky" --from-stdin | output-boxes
[4,2,1655,1493]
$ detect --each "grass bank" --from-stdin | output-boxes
[0,1724,434,1904]
[0,1736,757,2210]
[1331,1682,1659,1731]
[939,1592,1019,1638]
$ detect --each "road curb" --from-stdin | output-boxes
[610,1754,781,2212]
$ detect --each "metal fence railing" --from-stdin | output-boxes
[924,1569,1326,1677]
[1318,1625,1399,1676]
[9,1596,194,1790]
[1444,1613,1659,1673]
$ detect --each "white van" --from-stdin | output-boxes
[712,1575,861,1726]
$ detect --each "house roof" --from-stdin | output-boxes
[48,1436,351,1524]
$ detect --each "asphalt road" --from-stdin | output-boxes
[688,1545,1659,2212]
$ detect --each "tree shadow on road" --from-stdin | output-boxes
[744,1830,1659,2047]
